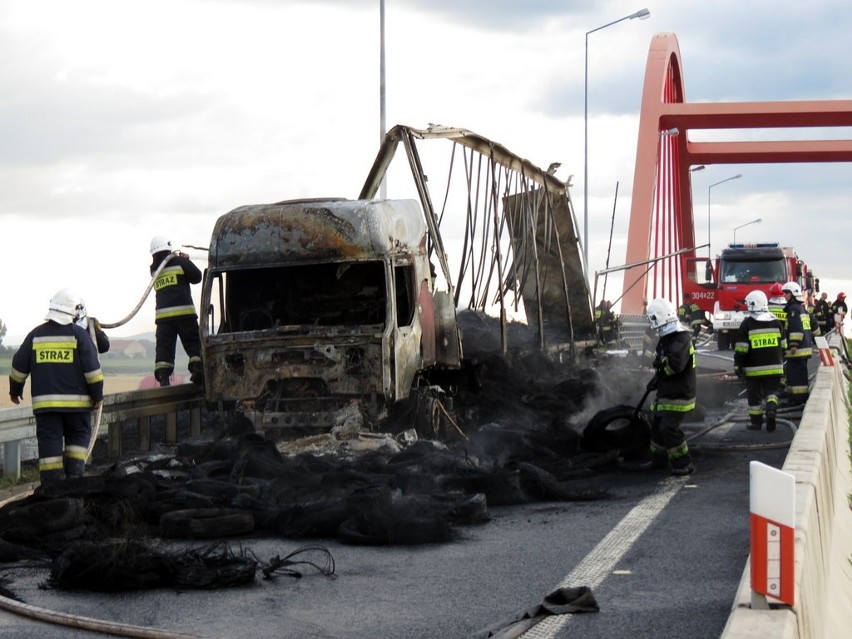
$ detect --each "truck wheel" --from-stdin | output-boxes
[415,393,445,440]
[717,332,729,350]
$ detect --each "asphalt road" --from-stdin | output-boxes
[0,344,800,639]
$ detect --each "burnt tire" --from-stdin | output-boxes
[159,508,255,539]
[582,405,651,459]
[0,498,84,541]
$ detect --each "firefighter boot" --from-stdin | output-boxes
[765,404,777,433]
[746,409,763,430]
[633,451,668,472]
[670,454,695,476]
[189,361,204,387]
[154,369,172,387]
[64,453,86,479]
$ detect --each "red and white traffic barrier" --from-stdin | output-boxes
[749,461,795,607]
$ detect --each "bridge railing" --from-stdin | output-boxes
[0,385,207,481]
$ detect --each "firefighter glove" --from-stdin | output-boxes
[646,375,659,391]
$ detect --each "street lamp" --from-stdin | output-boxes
[734,218,762,243]
[708,174,742,256]
[583,7,650,273]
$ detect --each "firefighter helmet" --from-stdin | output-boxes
[768,282,784,297]
[150,236,173,255]
[647,298,678,332]
[839,292,847,300]
[45,289,83,325]
[782,281,803,301]
[745,290,769,314]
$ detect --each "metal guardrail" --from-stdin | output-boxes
[0,384,206,481]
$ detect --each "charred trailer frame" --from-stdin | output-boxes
[199,198,462,437]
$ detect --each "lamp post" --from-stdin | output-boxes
[379,0,387,200]
[708,174,742,256]
[583,7,650,273]
[734,218,762,243]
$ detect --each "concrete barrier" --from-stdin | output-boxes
[721,350,852,638]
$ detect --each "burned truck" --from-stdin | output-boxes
[198,197,463,437]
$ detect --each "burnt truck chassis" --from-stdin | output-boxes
[199,125,594,440]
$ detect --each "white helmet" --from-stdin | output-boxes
[45,288,83,325]
[782,281,803,301]
[150,236,173,255]
[646,298,679,334]
[745,290,769,314]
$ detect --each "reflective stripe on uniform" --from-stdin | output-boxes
[743,364,785,376]
[667,441,690,459]
[155,305,197,321]
[32,394,95,410]
[653,398,696,412]
[84,368,104,383]
[64,445,88,462]
[785,347,813,358]
[39,455,64,472]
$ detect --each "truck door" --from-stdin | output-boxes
[392,261,423,401]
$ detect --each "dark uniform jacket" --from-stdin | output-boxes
[813,298,831,332]
[678,302,705,333]
[9,322,104,413]
[652,330,696,412]
[151,254,202,323]
[829,298,848,324]
[733,316,786,377]
[768,299,787,327]
[783,300,814,358]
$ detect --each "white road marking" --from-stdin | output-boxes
[520,476,687,638]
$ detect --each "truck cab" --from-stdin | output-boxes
[198,198,463,437]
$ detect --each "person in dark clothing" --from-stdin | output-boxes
[594,300,620,345]
[643,297,696,476]
[149,236,203,386]
[734,290,786,432]
[781,281,813,405]
[677,293,708,339]
[813,292,831,335]
[829,292,847,333]
[8,289,104,484]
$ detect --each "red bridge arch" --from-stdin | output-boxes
[621,32,852,314]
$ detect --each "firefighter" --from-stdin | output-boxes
[767,282,787,326]
[677,292,708,339]
[595,300,620,345]
[766,282,789,396]
[781,281,813,405]
[734,291,786,432]
[642,298,696,476]
[829,292,847,333]
[149,236,204,387]
[814,292,831,335]
[8,289,104,484]
[804,291,821,337]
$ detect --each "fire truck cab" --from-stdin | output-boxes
[681,243,817,350]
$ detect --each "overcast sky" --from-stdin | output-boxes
[2,0,852,343]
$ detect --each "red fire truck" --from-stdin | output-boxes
[681,243,818,350]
